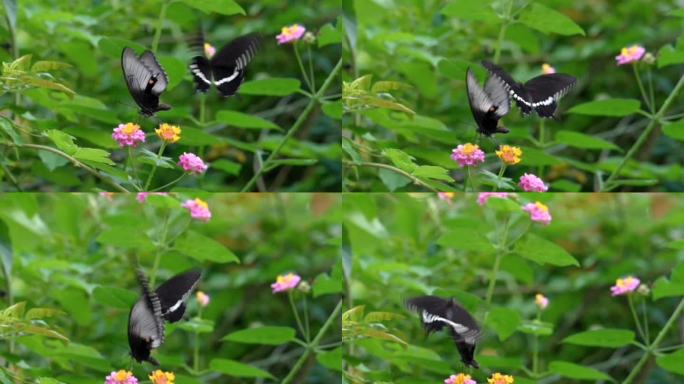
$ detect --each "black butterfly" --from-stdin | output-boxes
[128,269,201,365]
[466,67,511,136]
[189,32,261,97]
[481,60,576,118]
[406,295,481,369]
[121,48,171,116]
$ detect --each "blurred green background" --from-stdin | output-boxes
[0,193,342,383]
[343,193,684,383]
[0,0,342,191]
[342,0,684,192]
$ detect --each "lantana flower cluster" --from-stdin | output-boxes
[611,276,641,296]
[111,121,208,179]
[477,193,553,225]
[451,143,548,192]
[271,273,302,293]
[443,372,515,384]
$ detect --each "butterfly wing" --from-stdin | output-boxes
[128,269,165,364]
[122,48,152,111]
[481,60,532,115]
[139,51,169,95]
[466,68,508,136]
[522,74,576,118]
[210,33,261,96]
[155,269,202,323]
[189,56,212,93]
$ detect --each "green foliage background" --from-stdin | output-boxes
[0,0,342,191]
[342,193,684,383]
[342,0,684,192]
[0,193,342,383]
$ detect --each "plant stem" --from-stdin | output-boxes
[151,1,169,54]
[493,0,515,64]
[3,143,128,191]
[485,218,510,311]
[241,59,342,192]
[497,164,507,191]
[343,160,439,192]
[281,300,341,384]
[622,298,684,384]
[537,119,546,177]
[641,297,650,344]
[303,295,311,343]
[628,294,646,342]
[288,291,307,339]
[128,147,141,190]
[603,72,684,190]
[151,173,186,192]
[0,157,21,191]
[149,213,170,288]
[144,143,167,190]
[632,64,653,113]
[465,166,471,192]
[194,307,202,371]
[307,44,316,92]
[647,66,655,109]
[294,43,313,92]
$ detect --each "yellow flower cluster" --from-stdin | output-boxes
[496,145,523,165]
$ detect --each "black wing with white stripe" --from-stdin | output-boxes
[406,295,481,368]
[128,269,165,365]
[155,269,202,323]
[189,33,261,96]
[466,68,510,136]
[481,60,576,118]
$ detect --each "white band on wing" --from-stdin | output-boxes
[167,299,183,314]
[421,310,469,334]
[189,64,211,85]
[214,70,240,86]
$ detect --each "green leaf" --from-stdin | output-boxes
[514,234,580,267]
[318,23,342,47]
[437,228,496,254]
[0,117,22,144]
[568,99,641,116]
[180,127,222,146]
[174,230,240,263]
[555,131,621,151]
[322,101,343,119]
[656,348,684,375]
[518,320,553,336]
[663,119,684,141]
[96,225,154,250]
[158,55,186,90]
[175,317,214,333]
[45,130,77,155]
[317,347,342,372]
[412,165,454,182]
[31,61,72,73]
[441,0,500,23]
[657,44,684,68]
[378,169,411,191]
[653,262,684,300]
[562,328,635,348]
[549,361,613,381]
[222,326,296,345]
[180,0,244,15]
[215,111,281,130]
[240,78,301,96]
[519,3,585,36]
[485,306,521,341]
[313,268,343,297]
[383,148,417,173]
[211,159,242,175]
[73,148,115,166]
[342,138,363,164]
[209,359,274,379]
[0,219,12,283]
[92,286,138,310]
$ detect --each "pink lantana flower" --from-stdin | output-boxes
[181,198,212,222]
[522,202,552,225]
[445,373,477,384]
[535,293,549,310]
[112,123,145,148]
[616,45,646,65]
[105,370,139,384]
[271,273,301,293]
[276,24,306,44]
[542,63,556,74]
[196,291,210,307]
[477,192,510,206]
[178,153,208,175]
[204,43,216,59]
[611,276,641,296]
[519,173,548,192]
[438,192,455,203]
[451,143,485,168]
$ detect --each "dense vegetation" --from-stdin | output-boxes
[342,0,684,192]
[0,0,342,192]
[343,193,684,383]
[0,193,342,383]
